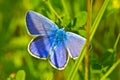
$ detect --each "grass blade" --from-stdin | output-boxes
[67,0,110,80]
[90,0,110,40]
[113,33,120,51]
[100,59,120,80]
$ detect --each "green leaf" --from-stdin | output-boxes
[75,11,87,27]
[90,52,99,64]
[91,53,102,70]
[101,49,115,67]
[16,70,26,80]
[7,77,12,80]
[92,63,102,70]
[105,78,111,80]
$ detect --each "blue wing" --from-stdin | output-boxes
[49,41,68,70]
[28,36,55,59]
[65,32,86,59]
[26,11,58,36]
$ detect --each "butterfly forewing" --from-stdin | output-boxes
[65,32,86,59]
[26,11,58,36]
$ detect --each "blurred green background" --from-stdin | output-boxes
[0,0,120,80]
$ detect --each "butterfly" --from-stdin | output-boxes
[26,11,86,70]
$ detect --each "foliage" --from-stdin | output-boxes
[0,0,120,80]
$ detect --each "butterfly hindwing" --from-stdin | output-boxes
[26,11,58,36]
[65,32,86,59]
[28,36,55,59]
[49,41,68,70]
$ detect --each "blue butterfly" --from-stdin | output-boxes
[26,11,86,70]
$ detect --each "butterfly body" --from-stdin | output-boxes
[52,29,66,47]
[26,11,86,70]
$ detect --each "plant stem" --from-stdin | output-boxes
[100,59,120,80]
[67,45,87,80]
[61,0,69,17]
[85,0,91,80]
[67,0,109,80]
